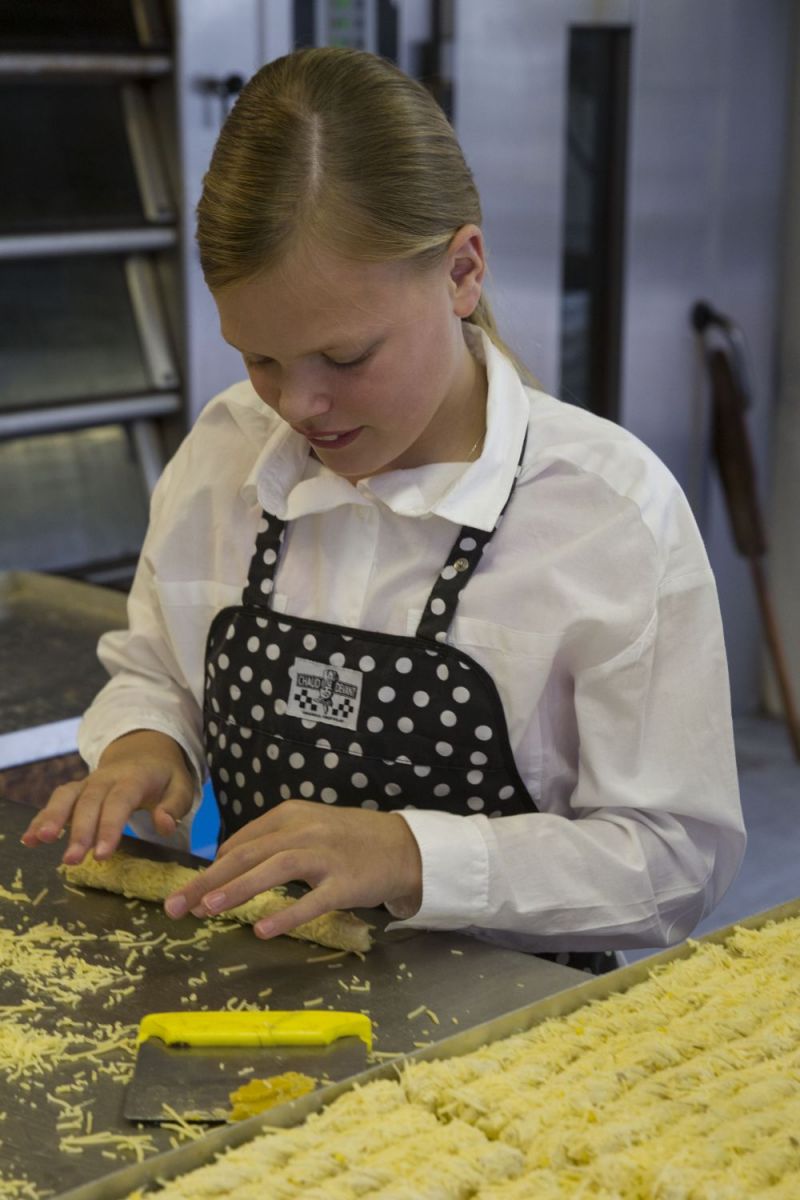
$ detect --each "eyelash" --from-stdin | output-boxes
[328,353,371,370]
[245,352,371,371]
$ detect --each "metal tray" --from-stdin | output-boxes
[55,895,800,1200]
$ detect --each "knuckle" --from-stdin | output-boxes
[228,842,263,873]
[273,849,305,880]
[279,798,305,818]
[50,779,84,801]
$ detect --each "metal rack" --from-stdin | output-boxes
[0,1,181,586]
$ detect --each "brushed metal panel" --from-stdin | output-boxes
[621,0,792,712]
[175,0,263,425]
[454,1,635,392]
[0,427,149,573]
[767,8,800,716]
[456,0,791,712]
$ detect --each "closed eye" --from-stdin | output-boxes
[325,351,372,370]
[240,344,379,370]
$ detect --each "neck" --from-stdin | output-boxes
[459,343,488,462]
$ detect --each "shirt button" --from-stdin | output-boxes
[453,557,470,572]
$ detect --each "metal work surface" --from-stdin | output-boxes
[0,571,126,741]
[0,796,583,1197]
[53,894,800,1200]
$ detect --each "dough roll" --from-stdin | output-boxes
[60,851,372,953]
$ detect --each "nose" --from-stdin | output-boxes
[275,363,332,426]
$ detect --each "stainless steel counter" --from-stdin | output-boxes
[0,570,126,762]
[0,796,584,1197]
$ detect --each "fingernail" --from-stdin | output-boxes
[165,896,188,919]
[95,841,110,859]
[204,892,226,914]
[63,844,83,864]
[38,824,57,842]
[254,919,277,939]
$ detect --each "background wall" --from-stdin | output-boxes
[455,0,794,714]
[767,6,800,719]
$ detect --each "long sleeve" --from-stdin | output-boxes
[388,567,746,952]
[77,463,208,846]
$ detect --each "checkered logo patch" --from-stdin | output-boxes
[286,657,363,731]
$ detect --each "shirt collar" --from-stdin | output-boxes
[242,326,530,531]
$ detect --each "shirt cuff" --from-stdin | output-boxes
[385,809,489,929]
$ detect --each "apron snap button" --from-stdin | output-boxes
[453,557,470,572]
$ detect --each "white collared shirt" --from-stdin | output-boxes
[80,328,745,952]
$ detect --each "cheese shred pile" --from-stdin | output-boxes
[129,915,800,1199]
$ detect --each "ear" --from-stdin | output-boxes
[447,224,486,319]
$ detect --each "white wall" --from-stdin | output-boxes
[766,6,800,718]
[456,0,794,713]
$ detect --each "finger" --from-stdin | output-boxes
[216,809,282,858]
[93,781,155,860]
[252,881,341,940]
[61,786,110,865]
[164,839,299,919]
[147,777,194,839]
[21,781,85,846]
[200,846,314,917]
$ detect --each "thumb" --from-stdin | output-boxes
[150,776,194,836]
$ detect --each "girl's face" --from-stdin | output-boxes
[214,229,487,482]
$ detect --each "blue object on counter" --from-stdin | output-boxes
[123,779,219,860]
[190,780,220,859]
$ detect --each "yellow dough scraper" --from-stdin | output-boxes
[124,1010,372,1123]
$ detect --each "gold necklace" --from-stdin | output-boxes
[466,428,485,462]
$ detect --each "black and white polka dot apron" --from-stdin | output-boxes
[202,447,616,975]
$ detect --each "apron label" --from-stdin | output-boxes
[287,657,363,731]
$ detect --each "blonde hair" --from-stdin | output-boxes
[196,46,535,384]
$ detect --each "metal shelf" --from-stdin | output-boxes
[0,52,172,78]
[0,228,176,259]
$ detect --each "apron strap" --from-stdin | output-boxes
[241,512,286,608]
[416,432,528,642]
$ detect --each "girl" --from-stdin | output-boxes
[23,47,745,970]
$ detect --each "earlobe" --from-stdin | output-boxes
[450,259,483,319]
[447,225,486,319]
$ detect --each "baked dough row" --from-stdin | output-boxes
[126,914,800,1199]
[60,851,372,954]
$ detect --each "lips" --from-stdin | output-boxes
[302,427,363,450]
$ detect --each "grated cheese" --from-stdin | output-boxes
[59,1130,157,1163]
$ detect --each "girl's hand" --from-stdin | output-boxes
[163,799,423,937]
[20,730,194,865]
